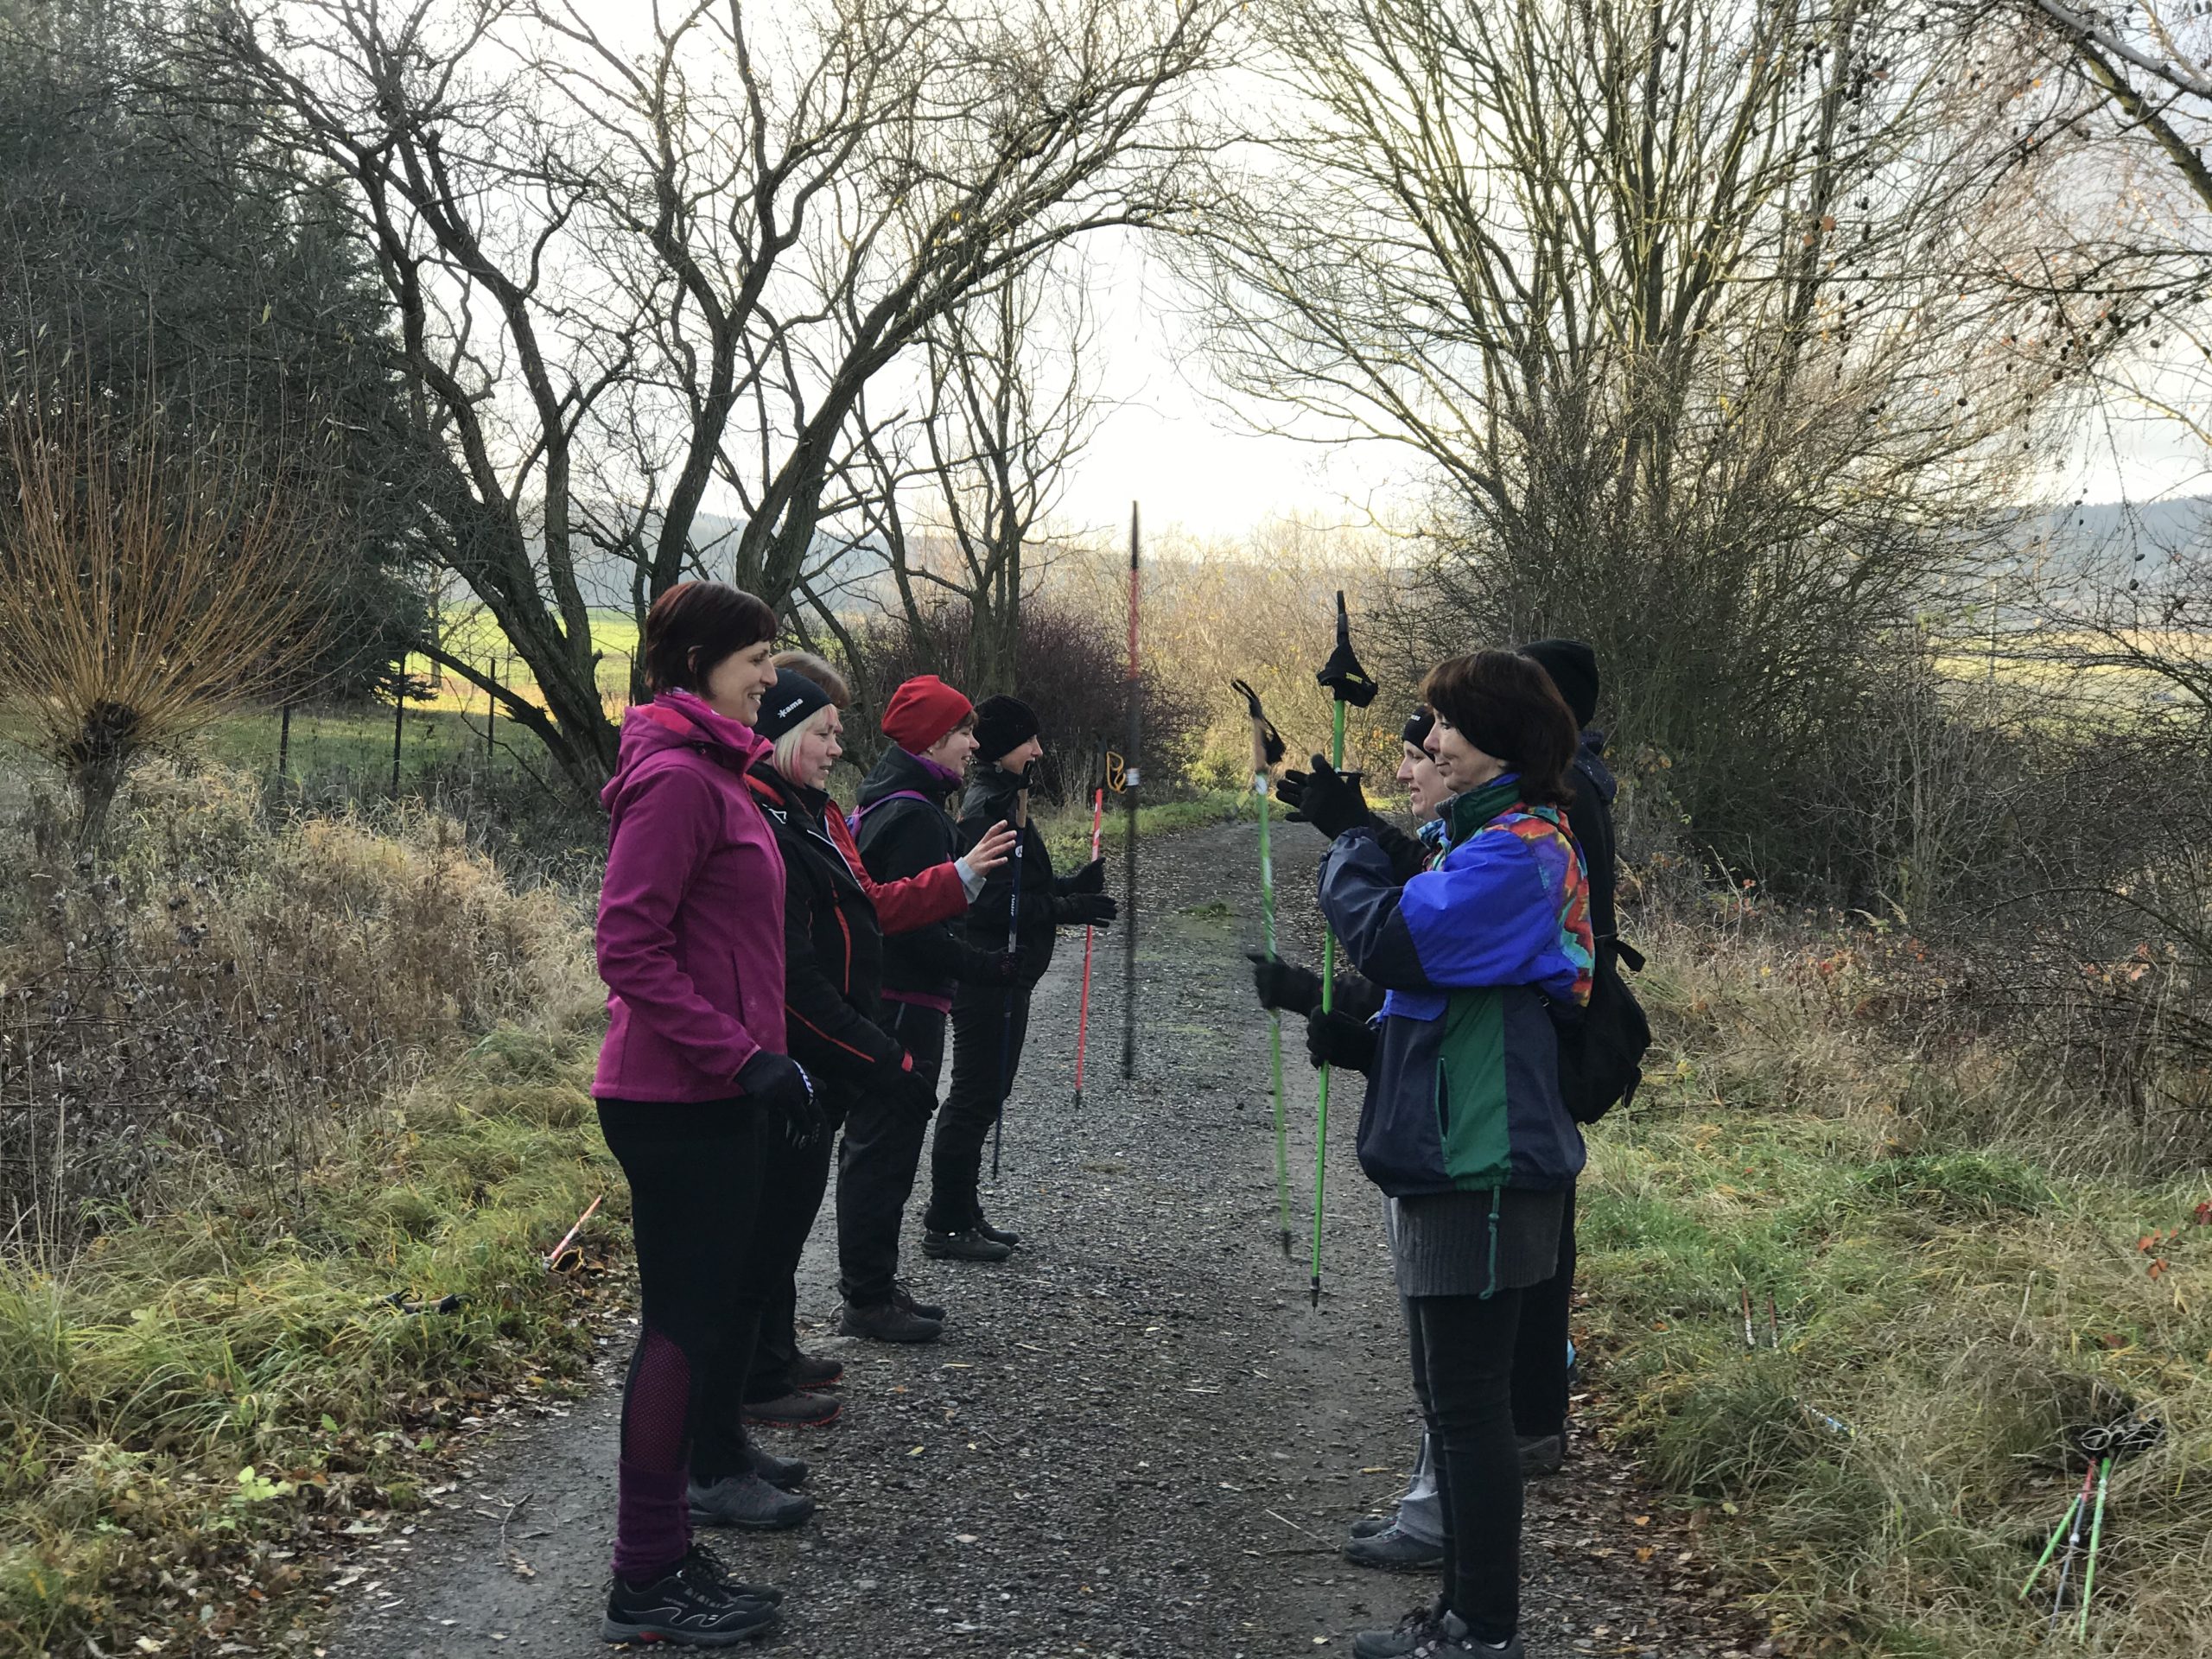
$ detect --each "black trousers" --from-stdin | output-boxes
[1510,1180,1576,1439]
[835,1001,945,1306]
[1408,1287,1525,1644]
[596,1100,761,1580]
[740,1090,845,1403]
[928,981,1033,1229]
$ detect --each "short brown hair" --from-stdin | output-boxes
[771,649,850,708]
[642,582,778,696]
[1419,650,1578,807]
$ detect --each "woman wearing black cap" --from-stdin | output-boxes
[925,695,1118,1257]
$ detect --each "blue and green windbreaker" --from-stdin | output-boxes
[1317,773,1593,1198]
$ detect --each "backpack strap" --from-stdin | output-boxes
[847,788,936,837]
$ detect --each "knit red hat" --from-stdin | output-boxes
[880,674,974,753]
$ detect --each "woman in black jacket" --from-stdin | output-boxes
[925,696,1117,1257]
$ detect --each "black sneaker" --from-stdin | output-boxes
[1517,1433,1564,1478]
[840,1297,944,1344]
[602,1545,779,1646]
[891,1279,945,1322]
[1344,1522,1446,1572]
[974,1210,1021,1247]
[922,1228,1014,1262]
[687,1471,817,1530]
[791,1349,844,1390]
[747,1440,808,1491]
[741,1390,842,1429]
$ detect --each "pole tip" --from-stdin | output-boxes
[1309,1276,1321,1307]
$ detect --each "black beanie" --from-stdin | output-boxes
[1518,639,1599,728]
[1401,706,1435,749]
[972,694,1040,763]
[754,669,835,742]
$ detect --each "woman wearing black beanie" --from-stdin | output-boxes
[926,696,1118,1255]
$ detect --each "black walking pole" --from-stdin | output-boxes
[990,780,1027,1181]
[1122,502,1141,1082]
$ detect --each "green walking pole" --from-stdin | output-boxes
[2075,1456,2112,1641]
[1233,679,1290,1255]
[1308,593,1377,1306]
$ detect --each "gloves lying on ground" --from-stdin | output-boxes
[1278,755,1371,841]
[1304,1007,1378,1074]
[738,1051,824,1147]
[1246,950,1325,1017]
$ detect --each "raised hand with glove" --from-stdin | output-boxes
[1065,855,1108,895]
[1059,893,1118,928]
[1305,1007,1378,1074]
[1277,753,1374,841]
[738,1050,824,1147]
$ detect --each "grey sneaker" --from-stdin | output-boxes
[1518,1433,1565,1478]
[1356,1610,1517,1659]
[1349,1513,1396,1540]
[686,1471,816,1530]
[1352,1605,1443,1659]
[746,1440,807,1491]
[922,1228,1014,1262]
[1344,1522,1446,1572]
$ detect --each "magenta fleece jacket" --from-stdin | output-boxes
[592,691,789,1103]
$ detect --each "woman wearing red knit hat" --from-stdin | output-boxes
[836,675,1022,1341]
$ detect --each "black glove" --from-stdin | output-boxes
[737,1051,823,1147]
[964,946,1024,985]
[1305,1007,1378,1073]
[889,1061,938,1122]
[1068,856,1108,895]
[1064,893,1118,927]
[1281,754,1372,840]
[1246,950,1324,1017]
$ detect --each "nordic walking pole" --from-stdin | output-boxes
[1122,502,1141,1083]
[2047,1464,2096,1636]
[1231,677,1290,1256]
[2075,1455,2112,1641]
[2019,1488,2084,1599]
[1309,591,1378,1305]
[991,779,1028,1181]
[1071,748,1106,1107]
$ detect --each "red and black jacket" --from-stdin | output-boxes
[747,766,964,1093]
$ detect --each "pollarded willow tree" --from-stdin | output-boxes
[187,0,1223,793]
[1174,0,2088,864]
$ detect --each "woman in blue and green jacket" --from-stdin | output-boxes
[1313,649,1592,1659]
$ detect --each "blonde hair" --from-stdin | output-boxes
[771,700,841,783]
[770,649,850,708]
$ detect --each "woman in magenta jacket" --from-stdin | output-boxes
[592,581,820,1647]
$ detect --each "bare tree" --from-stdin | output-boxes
[188,0,1220,793]
[842,252,1104,700]
[1173,0,2080,862]
[0,367,327,848]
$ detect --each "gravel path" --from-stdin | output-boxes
[320,818,1763,1659]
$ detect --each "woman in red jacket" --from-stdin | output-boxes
[591,582,816,1646]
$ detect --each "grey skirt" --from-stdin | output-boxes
[1388,1185,1565,1300]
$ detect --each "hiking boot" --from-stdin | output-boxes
[923,1227,1014,1262]
[891,1279,945,1321]
[741,1390,842,1429]
[974,1211,1022,1248]
[1518,1433,1565,1478]
[1344,1522,1446,1572]
[687,1471,817,1530]
[790,1349,844,1390]
[602,1544,780,1645]
[1349,1514,1397,1541]
[747,1440,807,1491]
[840,1297,944,1344]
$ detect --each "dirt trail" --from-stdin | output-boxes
[320,818,1757,1659]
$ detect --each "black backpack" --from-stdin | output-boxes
[1553,747,1650,1124]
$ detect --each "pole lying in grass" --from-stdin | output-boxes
[1308,591,1378,1305]
[991,779,1029,1181]
[1230,677,1291,1255]
[1071,756,1106,1119]
[2075,1455,2112,1641]
[2019,1482,2084,1600]
[2046,1464,2097,1636]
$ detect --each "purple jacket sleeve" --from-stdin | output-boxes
[596,766,762,1084]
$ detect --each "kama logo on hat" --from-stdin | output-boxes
[772,696,804,721]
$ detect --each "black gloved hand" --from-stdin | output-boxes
[737,1051,823,1147]
[1305,1007,1379,1074]
[1064,893,1118,927]
[1068,855,1108,895]
[1281,753,1371,840]
[890,1061,938,1122]
[965,946,1024,985]
[1246,950,1325,1017]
